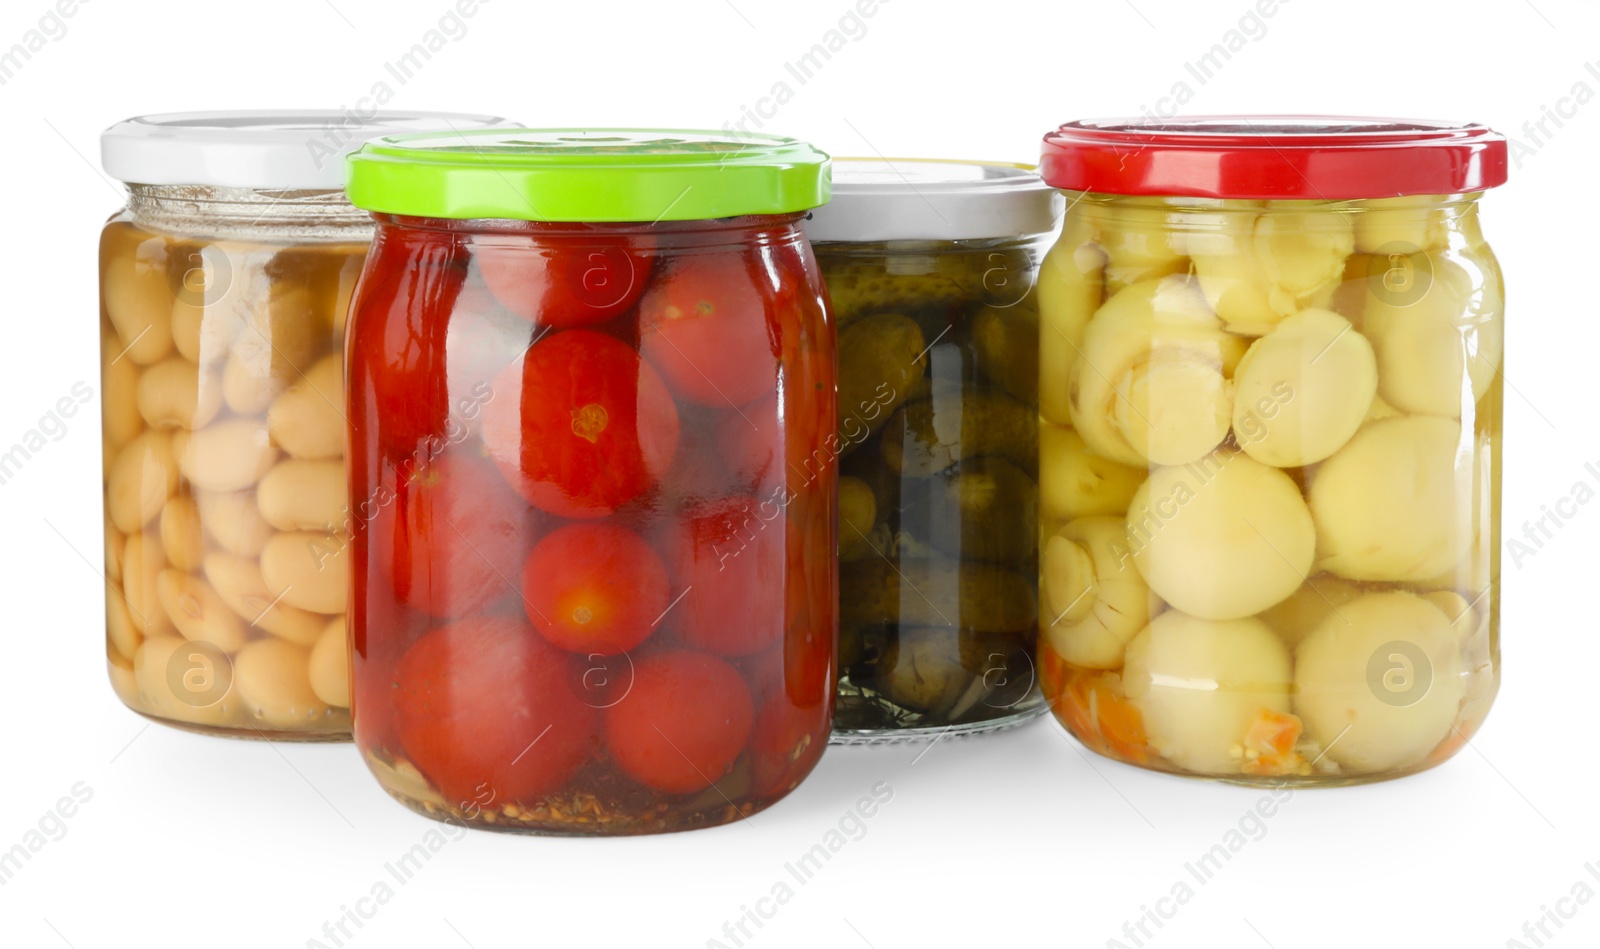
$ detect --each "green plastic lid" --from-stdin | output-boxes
[345,128,831,222]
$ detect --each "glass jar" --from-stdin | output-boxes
[98,111,506,739]
[1034,118,1508,785]
[807,160,1061,742]
[343,129,835,834]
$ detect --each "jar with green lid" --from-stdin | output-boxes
[343,129,836,834]
[807,159,1062,742]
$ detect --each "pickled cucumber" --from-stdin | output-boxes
[970,304,1039,404]
[838,476,880,562]
[838,313,927,453]
[868,627,1029,716]
[841,558,1037,634]
[822,255,985,325]
[881,388,1037,477]
[898,458,1037,568]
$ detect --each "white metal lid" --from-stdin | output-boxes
[101,110,511,190]
[805,158,1062,242]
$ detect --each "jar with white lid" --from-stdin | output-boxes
[98,110,506,739]
[808,159,1062,741]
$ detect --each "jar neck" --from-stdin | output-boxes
[125,183,373,241]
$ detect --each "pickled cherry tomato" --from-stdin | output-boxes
[350,234,467,452]
[474,234,653,328]
[395,616,599,806]
[372,450,532,618]
[481,329,680,518]
[605,650,754,794]
[717,395,781,489]
[750,692,828,798]
[640,253,779,407]
[667,495,787,656]
[521,522,671,655]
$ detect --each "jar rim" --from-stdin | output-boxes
[346,128,831,223]
[806,158,1062,242]
[1040,116,1508,200]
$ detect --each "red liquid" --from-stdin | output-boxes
[346,215,837,834]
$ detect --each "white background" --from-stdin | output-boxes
[0,0,1593,947]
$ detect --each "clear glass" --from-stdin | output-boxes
[347,213,837,835]
[817,235,1052,742]
[1036,192,1501,785]
[99,185,368,740]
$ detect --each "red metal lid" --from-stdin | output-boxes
[1039,117,1508,200]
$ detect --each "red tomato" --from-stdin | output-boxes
[372,450,533,618]
[750,691,828,798]
[474,234,652,328]
[395,616,599,806]
[521,522,671,656]
[658,404,743,506]
[447,282,541,397]
[481,329,680,518]
[605,650,754,794]
[348,229,467,453]
[716,395,780,490]
[639,253,779,407]
[667,495,787,656]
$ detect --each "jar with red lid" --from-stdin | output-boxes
[343,130,835,833]
[1034,118,1507,785]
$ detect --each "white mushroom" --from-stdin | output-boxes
[1126,450,1315,621]
[1189,208,1354,337]
[1352,194,1450,255]
[1294,591,1465,772]
[1069,275,1245,467]
[1041,516,1153,669]
[1232,308,1378,467]
[1122,611,1293,774]
[1037,214,1107,426]
[1309,416,1472,583]
[1039,424,1147,525]
[1361,251,1504,418]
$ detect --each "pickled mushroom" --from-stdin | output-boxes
[1083,201,1189,295]
[1293,591,1465,772]
[1039,424,1146,524]
[1309,416,1471,583]
[1068,275,1242,467]
[1361,251,1503,418]
[1189,208,1354,337]
[1037,216,1107,425]
[1121,611,1293,774]
[1127,450,1315,620]
[1256,574,1365,649]
[1231,308,1378,468]
[1352,194,1450,255]
[1041,516,1153,669]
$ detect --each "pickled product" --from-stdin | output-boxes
[99,224,363,736]
[810,159,1061,740]
[1035,118,1507,785]
[97,111,506,739]
[344,129,835,834]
